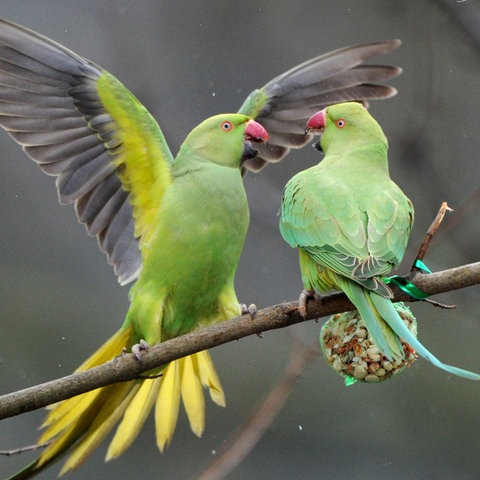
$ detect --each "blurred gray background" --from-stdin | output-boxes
[1,1,480,479]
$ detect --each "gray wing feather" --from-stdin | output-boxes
[0,18,140,284]
[241,40,401,172]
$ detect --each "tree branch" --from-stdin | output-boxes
[0,261,479,421]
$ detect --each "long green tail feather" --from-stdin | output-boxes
[339,279,403,361]
[6,461,38,480]
[370,293,480,380]
[336,273,480,380]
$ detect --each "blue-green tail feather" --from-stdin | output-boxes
[369,293,480,380]
[337,275,480,380]
[339,279,403,361]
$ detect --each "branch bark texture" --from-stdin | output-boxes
[1,262,479,420]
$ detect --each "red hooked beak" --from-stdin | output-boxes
[245,119,269,143]
[305,109,326,135]
[242,120,268,161]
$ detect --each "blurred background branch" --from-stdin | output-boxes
[436,0,480,51]
[197,338,320,480]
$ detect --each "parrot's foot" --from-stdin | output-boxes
[298,289,318,318]
[241,303,262,337]
[132,339,149,360]
[240,303,257,319]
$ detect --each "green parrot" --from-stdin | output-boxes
[0,17,403,478]
[280,101,480,381]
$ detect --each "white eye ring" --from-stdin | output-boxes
[221,121,233,131]
[336,119,346,128]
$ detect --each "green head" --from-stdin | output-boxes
[180,113,268,168]
[306,102,387,155]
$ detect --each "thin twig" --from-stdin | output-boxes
[437,186,480,237]
[413,201,453,269]
[423,298,456,309]
[410,201,456,309]
[0,441,51,456]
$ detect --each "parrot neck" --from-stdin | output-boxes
[174,145,243,171]
[322,143,389,175]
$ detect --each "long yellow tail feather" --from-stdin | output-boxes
[155,360,182,452]
[39,389,104,442]
[60,382,139,475]
[36,385,119,470]
[106,378,161,460]
[59,382,137,475]
[197,350,226,407]
[181,355,206,438]
[75,327,132,373]
[16,322,225,478]
[154,351,225,452]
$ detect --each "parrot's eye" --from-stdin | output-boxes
[221,121,233,131]
[336,119,346,128]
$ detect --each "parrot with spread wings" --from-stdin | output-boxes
[0,18,401,478]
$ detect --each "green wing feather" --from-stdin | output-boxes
[0,18,173,284]
[280,164,412,295]
[96,71,173,246]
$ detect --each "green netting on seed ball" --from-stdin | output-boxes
[320,302,418,385]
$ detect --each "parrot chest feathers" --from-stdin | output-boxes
[128,163,249,339]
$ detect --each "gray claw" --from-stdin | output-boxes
[298,289,316,318]
[132,339,149,360]
[241,303,257,319]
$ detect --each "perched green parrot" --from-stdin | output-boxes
[0,18,403,478]
[280,102,480,381]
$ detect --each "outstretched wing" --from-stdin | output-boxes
[238,39,401,172]
[0,18,173,284]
